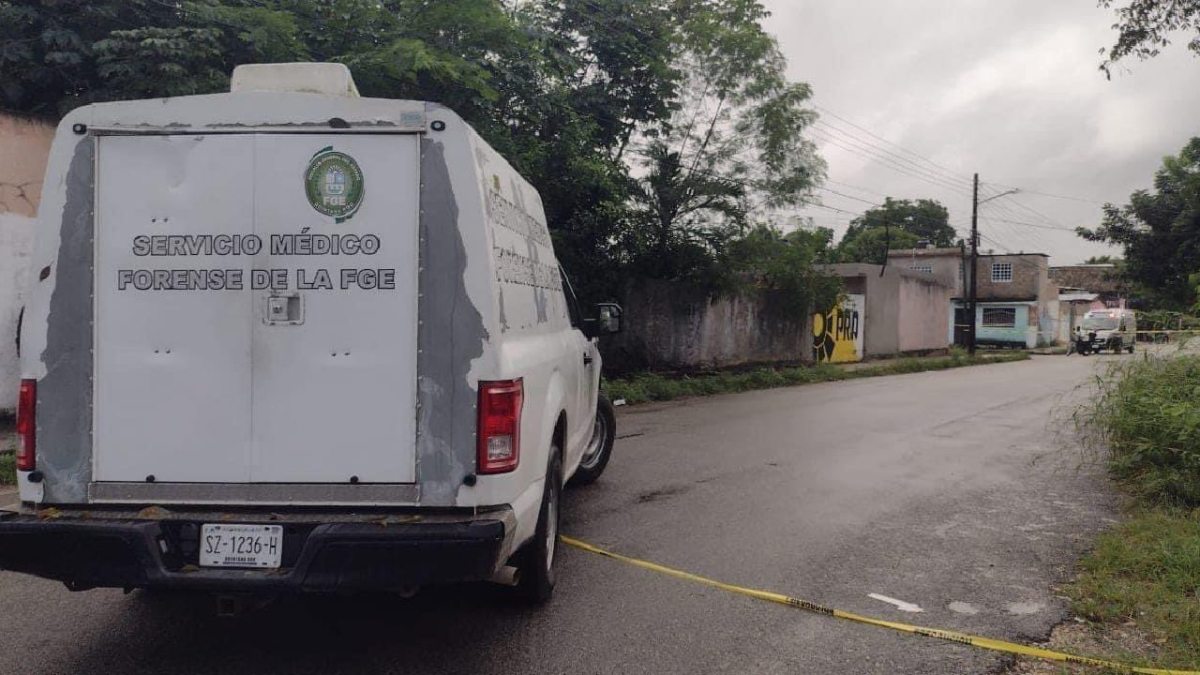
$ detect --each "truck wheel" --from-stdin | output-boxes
[1127,344,1135,354]
[514,450,562,604]
[569,394,616,486]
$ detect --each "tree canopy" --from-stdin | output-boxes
[833,198,954,263]
[1099,0,1200,76]
[1077,137,1200,309]
[0,0,831,305]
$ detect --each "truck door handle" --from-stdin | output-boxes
[583,353,594,366]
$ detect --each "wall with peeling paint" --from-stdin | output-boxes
[604,279,814,371]
[0,114,54,410]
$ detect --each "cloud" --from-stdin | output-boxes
[764,0,1200,263]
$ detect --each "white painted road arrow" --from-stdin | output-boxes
[868,593,924,613]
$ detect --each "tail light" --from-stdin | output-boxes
[16,379,35,471]
[477,379,523,474]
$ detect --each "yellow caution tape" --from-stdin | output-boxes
[561,535,1198,675]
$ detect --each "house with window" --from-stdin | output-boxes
[960,253,1058,348]
[887,248,1059,348]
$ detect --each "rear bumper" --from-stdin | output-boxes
[0,508,513,592]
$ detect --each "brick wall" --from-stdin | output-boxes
[975,254,1048,301]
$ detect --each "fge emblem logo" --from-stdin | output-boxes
[304,147,364,222]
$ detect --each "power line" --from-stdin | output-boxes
[814,185,880,207]
[809,124,973,194]
[979,216,1077,232]
[813,120,973,191]
[980,182,1107,205]
[808,128,974,197]
[823,178,890,199]
[814,105,970,182]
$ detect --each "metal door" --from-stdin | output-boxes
[93,135,255,482]
[92,133,419,484]
[249,135,418,483]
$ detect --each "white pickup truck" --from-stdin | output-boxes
[0,63,620,604]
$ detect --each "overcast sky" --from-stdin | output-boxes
[762,0,1200,264]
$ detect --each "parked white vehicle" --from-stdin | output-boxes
[1,63,620,604]
[1076,308,1137,354]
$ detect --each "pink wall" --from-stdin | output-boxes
[897,276,952,352]
[0,114,54,217]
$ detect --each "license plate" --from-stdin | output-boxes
[199,524,283,569]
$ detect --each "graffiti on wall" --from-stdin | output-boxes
[813,294,864,363]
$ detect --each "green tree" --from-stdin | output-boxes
[835,227,921,265]
[721,225,840,313]
[1098,0,1200,76]
[1077,137,1200,309]
[1084,255,1122,264]
[0,0,829,307]
[834,197,953,262]
[629,141,745,281]
[625,0,824,281]
[0,0,680,301]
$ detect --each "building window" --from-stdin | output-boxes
[910,264,932,273]
[982,307,1016,327]
[991,262,1013,283]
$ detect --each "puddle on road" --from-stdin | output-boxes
[1005,601,1046,615]
[948,601,980,615]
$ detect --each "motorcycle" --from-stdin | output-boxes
[1069,329,1099,356]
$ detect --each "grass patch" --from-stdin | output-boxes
[1063,354,1200,670]
[1078,355,1200,505]
[0,453,14,486]
[603,350,1029,405]
[1067,507,1200,669]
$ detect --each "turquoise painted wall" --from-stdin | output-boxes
[950,301,1037,347]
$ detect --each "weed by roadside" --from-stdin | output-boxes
[1077,355,1200,505]
[603,351,1030,405]
[1037,353,1200,672]
[1067,508,1200,669]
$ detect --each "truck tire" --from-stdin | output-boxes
[513,450,562,604]
[569,394,616,486]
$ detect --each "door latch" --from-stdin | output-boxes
[264,293,304,325]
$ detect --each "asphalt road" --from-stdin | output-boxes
[0,355,1121,674]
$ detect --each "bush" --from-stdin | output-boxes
[1081,355,1200,505]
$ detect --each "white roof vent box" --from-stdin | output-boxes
[230,62,360,97]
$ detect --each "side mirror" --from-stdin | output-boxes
[583,302,623,338]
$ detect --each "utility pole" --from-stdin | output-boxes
[968,173,979,356]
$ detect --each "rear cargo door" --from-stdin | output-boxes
[249,134,418,483]
[94,135,254,483]
[93,133,419,484]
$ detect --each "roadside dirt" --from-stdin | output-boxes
[1007,619,1166,674]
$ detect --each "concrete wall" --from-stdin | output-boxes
[820,263,953,357]
[0,114,55,410]
[887,248,963,295]
[603,279,813,371]
[897,275,952,352]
